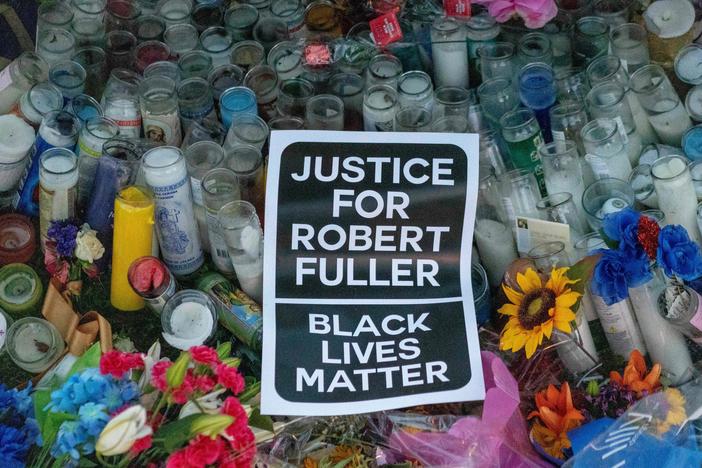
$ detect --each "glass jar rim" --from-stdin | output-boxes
[609,22,646,45]
[518,32,551,54]
[550,101,585,118]
[435,86,470,105]
[477,41,514,59]
[16,52,49,84]
[398,70,432,96]
[471,263,489,302]
[364,84,398,111]
[49,60,87,84]
[395,106,432,128]
[586,55,624,85]
[201,168,239,197]
[329,73,364,96]
[84,116,120,139]
[267,41,301,72]
[519,62,555,88]
[243,65,278,95]
[40,148,78,175]
[368,54,402,79]
[499,108,537,131]
[107,0,141,20]
[528,240,566,259]
[218,199,260,230]
[200,27,234,53]
[587,81,626,109]
[576,16,608,34]
[6,317,59,365]
[537,192,574,210]
[39,28,76,53]
[477,77,512,97]
[651,155,690,181]
[538,140,577,158]
[185,140,225,169]
[431,16,462,34]
[279,77,315,98]
[161,289,217,335]
[582,118,619,143]
[223,143,263,175]
[142,146,184,170]
[225,4,259,28]
[573,231,606,253]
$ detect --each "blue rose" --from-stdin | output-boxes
[592,250,630,305]
[622,248,653,288]
[657,225,702,280]
[603,208,641,243]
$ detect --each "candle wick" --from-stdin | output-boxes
[34,339,49,353]
[662,11,671,21]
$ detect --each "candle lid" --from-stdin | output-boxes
[0,264,44,316]
[0,115,35,164]
[644,0,694,39]
[0,215,36,266]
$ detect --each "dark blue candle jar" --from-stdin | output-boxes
[519,63,557,142]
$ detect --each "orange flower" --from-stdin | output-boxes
[528,382,584,459]
[609,349,661,397]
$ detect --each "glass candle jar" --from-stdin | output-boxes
[432,115,469,133]
[305,94,345,131]
[537,192,589,240]
[365,54,403,89]
[465,13,500,87]
[593,0,631,28]
[191,3,223,33]
[65,94,103,124]
[434,86,471,118]
[164,23,199,58]
[271,0,305,37]
[48,61,86,102]
[224,4,259,41]
[517,32,553,68]
[430,17,468,89]
[218,200,264,303]
[277,78,314,118]
[676,44,702,87]
[208,65,244,107]
[477,42,515,83]
[102,69,142,139]
[243,65,279,122]
[581,177,635,230]
[136,15,167,42]
[158,0,193,27]
[6,317,65,373]
[182,119,226,149]
[497,168,544,226]
[220,87,257,130]
[0,214,36,265]
[231,41,266,74]
[76,117,120,207]
[554,67,590,104]
[13,82,64,128]
[177,78,216,131]
[72,47,107,99]
[223,114,269,150]
[202,168,240,276]
[500,108,547,196]
[267,41,303,81]
[328,73,364,131]
[304,0,342,37]
[133,41,171,75]
[549,102,588,149]
[142,146,204,276]
[105,0,140,33]
[477,130,508,177]
[528,241,571,272]
[610,23,650,74]
[0,52,49,115]
[37,29,77,67]
[200,27,234,68]
[519,63,557,141]
[556,0,592,20]
[105,31,137,71]
[39,147,79,247]
[185,141,225,248]
[652,155,702,244]
[71,18,106,49]
[178,51,213,80]
[573,16,609,67]
[472,263,491,326]
[37,2,74,38]
[581,118,633,181]
[127,255,176,315]
[630,64,693,146]
[139,76,182,146]
[222,144,265,225]
[253,18,290,54]
[539,140,587,223]
[268,116,304,130]
[394,106,432,132]
[474,186,518,287]
[477,78,519,129]
[363,84,398,132]
[162,289,218,350]
[0,116,34,208]
[629,164,659,208]
[397,70,433,112]
[144,61,181,84]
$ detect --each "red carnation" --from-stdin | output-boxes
[129,435,153,456]
[194,375,216,393]
[165,448,189,468]
[151,360,172,392]
[170,370,196,404]
[216,364,245,394]
[100,350,145,378]
[637,216,660,260]
[185,435,225,466]
[189,346,220,366]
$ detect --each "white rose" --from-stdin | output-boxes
[96,405,152,456]
[74,228,105,263]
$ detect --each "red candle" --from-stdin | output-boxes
[0,214,36,266]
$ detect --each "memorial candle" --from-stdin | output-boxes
[0,115,34,207]
[76,117,120,207]
[111,186,155,311]
[161,290,217,350]
[652,156,702,244]
[474,219,518,287]
[128,256,177,315]
[430,17,468,89]
[6,317,65,373]
[38,147,79,249]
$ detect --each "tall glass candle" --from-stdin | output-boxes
[223,144,265,224]
[224,4,259,41]
[178,51,213,80]
[365,54,403,89]
[200,27,234,68]
[610,23,650,74]
[38,148,79,248]
[537,192,589,242]
[139,76,182,146]
[394,106,432,132]
[37,29,77,67]
[475,181,517,286]
[102,69,142,139]
[477,42,515,83]
[65,94,103,125]
[554,67,590,104]
[142,147,204,276]
[573,16,609,67]
[519,63,557,141]
[71,18,106,49]
[581,177,636,230]
[230,40,266,74]
[581,118,633,181]
[363,84,398,132]
[13,82,64,127]
[72,47,107,99]
[252,17,290,54]
[465,13,500,87]
[500,109,547,196]
[76,117,120,207]
[49,61,86,102]
[328,73,364,131]
[243,64,279,121]
[14,111,80,217]
[498,169,544,229]
[630,64,692,146]
[478,78,519,129]
[652,155,702,244]
[164,23,199,58]
[111,186,155,311]
[202,168,240,276]
[185,141,225,253]
[208,65,244,109]
[430,17,468,89]
[0,52,48,114]
[105,31,137,71]
[223,114,269,151]
[397,70,433,112]
[218,201,263,303]
[539,141,587,224]
[306,94,345,130]
[177,78,216,129]
[549,102,589,157]
[517,32,553,68]
[0,116,34,207]
[434,86,471,118]
[267,41,303,81]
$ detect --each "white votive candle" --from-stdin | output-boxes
[648,100,693,146]
[652,155,702,243]
[474,218,518,287]
[162,290,216,350]
[0,115,35,164]
[675,44,702,85]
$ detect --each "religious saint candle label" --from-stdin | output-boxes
[261,131,484,416]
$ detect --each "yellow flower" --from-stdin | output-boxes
[655,388,686,434]
[531,422,572,460]
[499,267,580,358]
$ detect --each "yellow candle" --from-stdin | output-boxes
[111,186,154,311]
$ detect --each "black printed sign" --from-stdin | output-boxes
[261,131,484,416]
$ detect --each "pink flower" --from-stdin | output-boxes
[165,448,190,468]
[54,260,70,286]
[151,360,172,392]
[473,0,557,29]
[170,370,196,404]
[129,435,153,456]
[100,350,145,378]
[194,375,216,393]
[216,364,245,394]
[189,346,220,366]
[185,435,225,466]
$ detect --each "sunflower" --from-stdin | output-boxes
[499,267,581,358]
[655,388,686,434]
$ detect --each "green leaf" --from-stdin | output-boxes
[247,407,274,433]
[67,342,102,378]
[190,414,234,437]
[221,357,240,367]
[238,379,260,404]
[43,411,77,447]
[78,458,98,467]
[216,341,232,360]
[153,414,201,452]
[33,389,52,433]
[166,352,190,388]
[566,254,599,312]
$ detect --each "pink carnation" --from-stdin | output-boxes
[189,345,220,366]
[100,350,145,378]
[216,364,245,394]
[151,360,172,392]
[473,0,557,29]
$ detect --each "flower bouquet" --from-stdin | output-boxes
[0,384,41,466]
[30,341,266,467]
[44,220,105,298]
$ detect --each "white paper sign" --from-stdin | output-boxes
[261,131,485,416]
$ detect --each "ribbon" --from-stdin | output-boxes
[41,281,112,356]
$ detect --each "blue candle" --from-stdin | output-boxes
[85,139,140,257]
[519,63,557,142]
[219,86,257,130]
